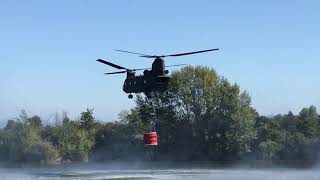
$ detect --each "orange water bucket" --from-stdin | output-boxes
[143,131,158,146]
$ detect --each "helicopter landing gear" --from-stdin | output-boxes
[128,94,133,99]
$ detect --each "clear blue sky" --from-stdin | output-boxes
[0,0,319,122]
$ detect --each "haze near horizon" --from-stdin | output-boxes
[0,0,319,122]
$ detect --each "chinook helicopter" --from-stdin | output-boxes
[97,48,219,99]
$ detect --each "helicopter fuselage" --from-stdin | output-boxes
[97,48,219,99]
[123,74,170,94]
[122,57,170,97]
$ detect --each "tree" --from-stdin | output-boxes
[28,115,43,128]
[0,112,58,162]
[118,110,130,124]
[56,120,94,161]
[259,140,281,160]
[79,108,95,131]
[297,106,319,138]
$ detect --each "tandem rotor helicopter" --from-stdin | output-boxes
[97,48,219,99]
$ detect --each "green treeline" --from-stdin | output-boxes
[0,66,319,163]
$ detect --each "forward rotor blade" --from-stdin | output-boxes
[162,48,219,57]
[115,49,151,57]
[104,71,127,75]
[97,59,127,70]
[132,64,188,71]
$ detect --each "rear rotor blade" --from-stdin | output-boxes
[162,48,219,57]
[133,68,151,71]
[104,71,127,75]
[97,59,127,70]
[140,55,158,58]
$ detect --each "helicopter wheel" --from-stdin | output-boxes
[128,94,133,99]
